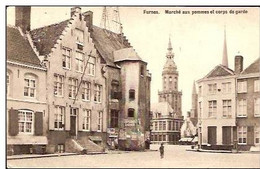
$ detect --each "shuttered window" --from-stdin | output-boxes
[18,110,33,134]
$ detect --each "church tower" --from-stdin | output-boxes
[158,37,182,118]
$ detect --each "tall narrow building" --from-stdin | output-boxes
[158,37,182,118]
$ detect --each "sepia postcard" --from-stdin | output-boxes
[5,6,260,168]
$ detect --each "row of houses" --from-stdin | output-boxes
[7,7,151,155]
[196,30,260,151]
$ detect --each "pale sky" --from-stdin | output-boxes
[6,7,260,117]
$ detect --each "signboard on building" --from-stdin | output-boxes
[124,119,136,127]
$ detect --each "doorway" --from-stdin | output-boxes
[208,126,217,145]
[70,108,78,137]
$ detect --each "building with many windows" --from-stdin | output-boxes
[29,7,107,153]
[197,30,237,150]
[7,13,48,155]
[8,6,151,153]
[236,57,260,151]
[151,102,183,144]
[90,24,152,150]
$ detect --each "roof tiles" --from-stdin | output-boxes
[7,26,41,67]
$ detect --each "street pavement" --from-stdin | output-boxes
[7,145,260,168]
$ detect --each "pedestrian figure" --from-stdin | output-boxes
[159,143,164,159]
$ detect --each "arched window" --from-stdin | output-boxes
[129,89,135,100]
[18,109,34,134]
[24,74,37,98]
[128,108,135,117]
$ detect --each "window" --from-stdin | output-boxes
[198,86,202,96]
[18,110,33,134]
[254,80,260,92]
[208,83,217,94]
[7,72,10,96]
[75,29,84,44]
[237,99,247,117]
[255,126,260,144]
[82,81,91,101]
[163,135,166,141]
[62,48,71,69]
[129,89,135,100]
[69,78,78,99]
[159,121,163,130]
[238,126,247,144]
[110,110,119,128]
[97,111,103,131]
[24,74,36,98]
[168,121,172,130]
[54,106,65,130]
[140,66,144,76]
[208,100,217,117]
[199,102,202,118]
[154,122,158,131]
[254,98,260,117]
[223,100,232,118]
[222,82,231,93]
[76,52,84,72]
[94,84,102,102]
[128,108,134,117]
[163,121,166,130]
[111,81,120,99]
[54,74,64,96]
[87,56,96,76]
[82,109,91,131]
[238,81,247,93]
[169,76,172,83]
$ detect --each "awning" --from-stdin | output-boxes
[7,135,48,145]
[89,136,102,141]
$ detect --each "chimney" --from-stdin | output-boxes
[15,6,31,34]
[234,55,243,74]
[71,6,81,17]
[82,11,93,31]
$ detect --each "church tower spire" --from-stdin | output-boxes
[166,36,174,59]
[158,36,182,118]
[222,25,228,67]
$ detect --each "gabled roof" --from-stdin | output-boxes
[30,18,131,67]
[204,64,234,79]
[30,20,70,56]
[7,26,41,67]
[242,58,260,75]
[91,25,131,66]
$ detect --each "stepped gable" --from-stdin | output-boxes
[30,20,70,56]
[205,64,234,78]
[7,26,41,67]
[91,25,131,67]
[242,58,260,74]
